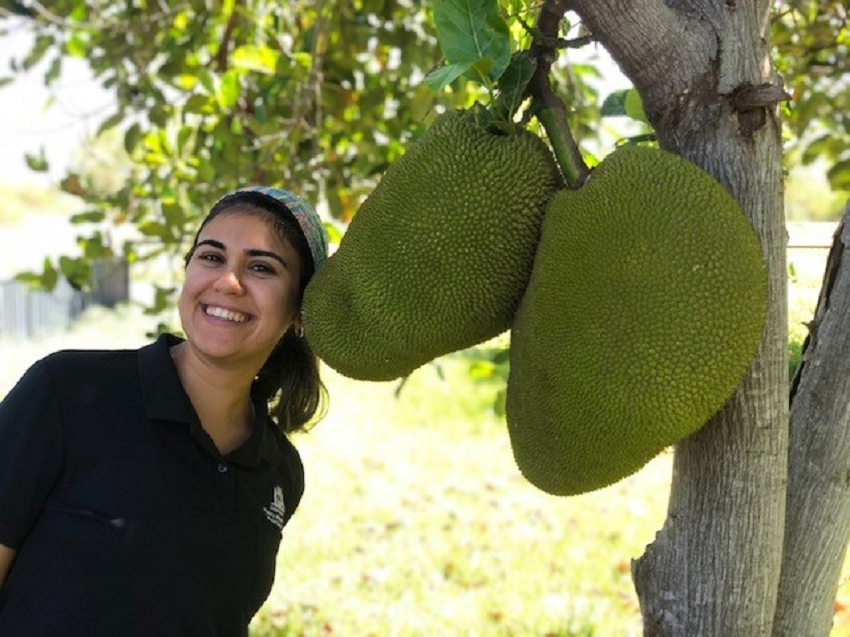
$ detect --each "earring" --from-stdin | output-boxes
[295,323,304,338]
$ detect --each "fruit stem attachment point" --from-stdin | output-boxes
[535,106,585,188]
[528,0,590,188]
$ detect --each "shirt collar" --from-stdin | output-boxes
[138,333,275,469]
[138,333,194,424]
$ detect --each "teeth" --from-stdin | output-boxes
[205,306,248,323]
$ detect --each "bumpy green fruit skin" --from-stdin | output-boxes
[506,145,768,496]
[302,109,564,381]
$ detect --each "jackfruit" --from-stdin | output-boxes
[506,145,767,496]
[302,109,563,381]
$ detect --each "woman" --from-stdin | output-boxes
[0,186,329,636]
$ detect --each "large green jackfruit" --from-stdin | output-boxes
[302,109,563,381]
[506,145,767,496]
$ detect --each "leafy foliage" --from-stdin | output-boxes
[427,0,511,91]
[1,0,844,348]
[1,0,482,299]
[772,0,850,191]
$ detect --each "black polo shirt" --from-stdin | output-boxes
[0,334,304,637]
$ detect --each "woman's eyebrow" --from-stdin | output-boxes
[197,239,225,250]
[196,239,287,268]
[247,249,287,268]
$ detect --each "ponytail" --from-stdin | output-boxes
[256,330,328,434]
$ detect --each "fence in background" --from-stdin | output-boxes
[0,258,130,340]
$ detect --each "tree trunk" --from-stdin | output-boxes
[568,0,788,633]
[773,203,850,636]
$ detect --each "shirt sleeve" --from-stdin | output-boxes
[281,441,304,529]
[0,357,65,549]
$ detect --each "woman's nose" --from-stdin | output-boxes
[213,270,244,294]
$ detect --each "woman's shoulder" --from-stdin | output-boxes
[42,346,138,364]
[14,343,157,397]
[265,423,303,471]
[35,346,142,376]
[263,422,305,503]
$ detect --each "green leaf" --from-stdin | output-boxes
[65,34,88,58]
[177,125,194,154]
[432,0,511,83]
[196,160,215,182]
[196,68,215,94]
[14,272,42,287]
[162,201,185,229]
[146,285,178,315]
[80,233,111,259]
[40,257,59,291]
[60,174,86,197]
[217,70,240,109]
[232,45,280,75]
[827,158,850,191]
[493,51,536,120]
[624,89,648,123]
[23,34,53,70]
[59,256,90,290]
[468,360,496,379]
[124,123,143,154]
[174,74,198,90]
[0,77,12,89]
[71,210,106,223]
[291,52,312,70]
[184,93,211,114]
[600,90,628,117]
[25,150,49,172]
[138,221,171,238]
[97,111,124,136]
[424,61,475,91]
[601,88,648,123]
[467,57,495,84]
[493,387,506,417]
[44,57,62,86]
[800,133,838,166]
[490,348,510,365]
[323,222,342,245]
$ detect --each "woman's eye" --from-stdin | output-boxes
[198,252,224,263]
[250,262,276,274]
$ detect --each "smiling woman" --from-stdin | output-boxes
[0,187,330,636]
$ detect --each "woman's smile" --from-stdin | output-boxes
[203,304,251,323]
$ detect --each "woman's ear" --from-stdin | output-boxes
[292,316,304,338]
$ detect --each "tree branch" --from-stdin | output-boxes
[731,83,792,112]
[215,0,243,74]
[528,0,589,187]
[774,202,850,635]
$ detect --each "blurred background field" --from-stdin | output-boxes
[1,215,846,636]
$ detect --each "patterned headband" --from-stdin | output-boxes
[234,186,329,272]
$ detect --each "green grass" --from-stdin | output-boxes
[0,241,837,637]
[252,359,669,636]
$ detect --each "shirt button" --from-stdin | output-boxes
[217,463,228,474]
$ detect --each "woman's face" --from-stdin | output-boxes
[178,210,303,371]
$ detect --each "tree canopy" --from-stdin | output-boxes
[1,0,845,306]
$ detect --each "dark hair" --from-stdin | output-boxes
[185,191,328,434]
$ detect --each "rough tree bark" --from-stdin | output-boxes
[773,204,850,636]
[567,0,789,633]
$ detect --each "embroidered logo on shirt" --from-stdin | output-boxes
[264,485,286,531]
